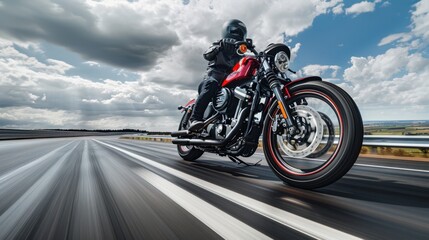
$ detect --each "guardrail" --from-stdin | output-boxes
[327,135,429,148]
[124,135,429,149]
[362,135,429,148]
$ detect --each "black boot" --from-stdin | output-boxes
[188,77,219,132]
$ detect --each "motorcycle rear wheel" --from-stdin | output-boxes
[263,81,363,189]
[177,110,204,161]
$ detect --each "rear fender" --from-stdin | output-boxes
[184,99,195,108]
[181,99,195,112]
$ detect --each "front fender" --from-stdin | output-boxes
[283,76,322,97]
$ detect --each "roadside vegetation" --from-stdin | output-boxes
[360,146,428,158]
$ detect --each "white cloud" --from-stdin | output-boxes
[302,64,341,79]
[0,0,427,127]
[378,0,429,49]
[0,0,180,70]
[28,93,39,103]
[411,0,429,41]
[341,47,429,115]
[82,99,100,103]
[83,61,100,67]
[0,107,81,128]
[381,1,391,8]
[345,1,376,15]
[0,0,344,72]
[341,0,429,120]
[344,47,409,84]
[332,3,344,14]
[11,0,416,129]
[290,42,301,62]
[46,59,74,74]
[136,0,344,90]
[378,33,412,46]
[0,105,183,130]
[143,95,163,105]
[0,40,195,130]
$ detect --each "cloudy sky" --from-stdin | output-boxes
[0,0,427,131]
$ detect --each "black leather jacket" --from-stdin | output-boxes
[203,39,242,81]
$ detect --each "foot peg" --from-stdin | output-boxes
[228,156,261,166]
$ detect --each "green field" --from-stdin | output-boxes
[364,120,429,135]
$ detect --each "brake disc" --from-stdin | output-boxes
[276,105,324,158]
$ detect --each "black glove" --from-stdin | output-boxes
[220,38,236,53]
[203,45,220,61]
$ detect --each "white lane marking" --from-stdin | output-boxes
[118,139,429,175]
[0,141,75,183]
[138,142,429,173]
[95,140,361,240]
[354,163,429,173]
[0,142,79,240]
[269,154,429,174]
[135,169,270,240]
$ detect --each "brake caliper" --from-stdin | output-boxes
[271,114,287,135]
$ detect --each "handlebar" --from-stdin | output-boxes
[235,39,258,56]
[234,39,297,74]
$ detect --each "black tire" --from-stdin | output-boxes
[263,81,363,189]
[176,110,204,161]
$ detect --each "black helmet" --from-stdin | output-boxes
[221,19,247,41]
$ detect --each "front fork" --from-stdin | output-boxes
[263,60,297,134]
[272,85,298,134]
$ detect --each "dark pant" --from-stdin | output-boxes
[190,75,221,122]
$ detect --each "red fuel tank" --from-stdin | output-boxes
[222,56,259,88]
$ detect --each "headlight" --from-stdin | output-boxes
[274,51,289,73]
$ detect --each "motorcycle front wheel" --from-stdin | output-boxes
[263,81,363,189]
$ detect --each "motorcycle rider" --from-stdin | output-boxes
[188,19,247,132]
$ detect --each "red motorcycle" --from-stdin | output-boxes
[171,39,363,189]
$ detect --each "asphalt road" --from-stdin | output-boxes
[0,137,428,240]
[0,129,127,140]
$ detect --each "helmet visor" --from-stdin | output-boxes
[229,26,246,40]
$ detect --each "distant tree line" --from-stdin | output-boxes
[45,129,172,135]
